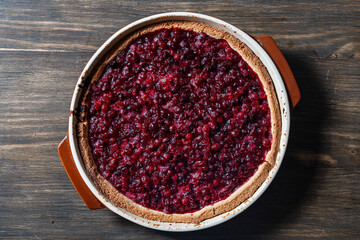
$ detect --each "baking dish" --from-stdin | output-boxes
[58,12,300,231]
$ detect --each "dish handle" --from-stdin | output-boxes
[254,36,300,108]
[58,134,104,209]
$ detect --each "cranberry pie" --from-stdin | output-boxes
[76,21,281,223]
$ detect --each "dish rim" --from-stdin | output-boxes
[67,12,290,232]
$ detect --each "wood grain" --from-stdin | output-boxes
[0,0,359,239]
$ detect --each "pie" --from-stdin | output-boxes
[76,21,281,224]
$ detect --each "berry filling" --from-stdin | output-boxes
[87,27,272,214]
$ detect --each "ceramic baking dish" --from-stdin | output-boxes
[58,12,300,231]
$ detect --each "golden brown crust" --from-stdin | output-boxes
[76,21,281,224]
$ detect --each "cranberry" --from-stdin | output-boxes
[87,27,272,214]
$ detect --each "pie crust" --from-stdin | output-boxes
[76,21,281,224]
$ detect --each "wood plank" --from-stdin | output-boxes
[0,0,359,239]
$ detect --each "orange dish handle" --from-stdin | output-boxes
[58,134,104,209]
[254,36,300,108]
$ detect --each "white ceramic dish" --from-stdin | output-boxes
[59,12,300,231]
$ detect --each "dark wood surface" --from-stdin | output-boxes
[1,0,359,239]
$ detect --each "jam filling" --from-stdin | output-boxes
[87,27,272,214]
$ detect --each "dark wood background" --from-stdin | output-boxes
[1,0,359,239]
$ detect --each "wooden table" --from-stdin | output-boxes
[1,1,359,239]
